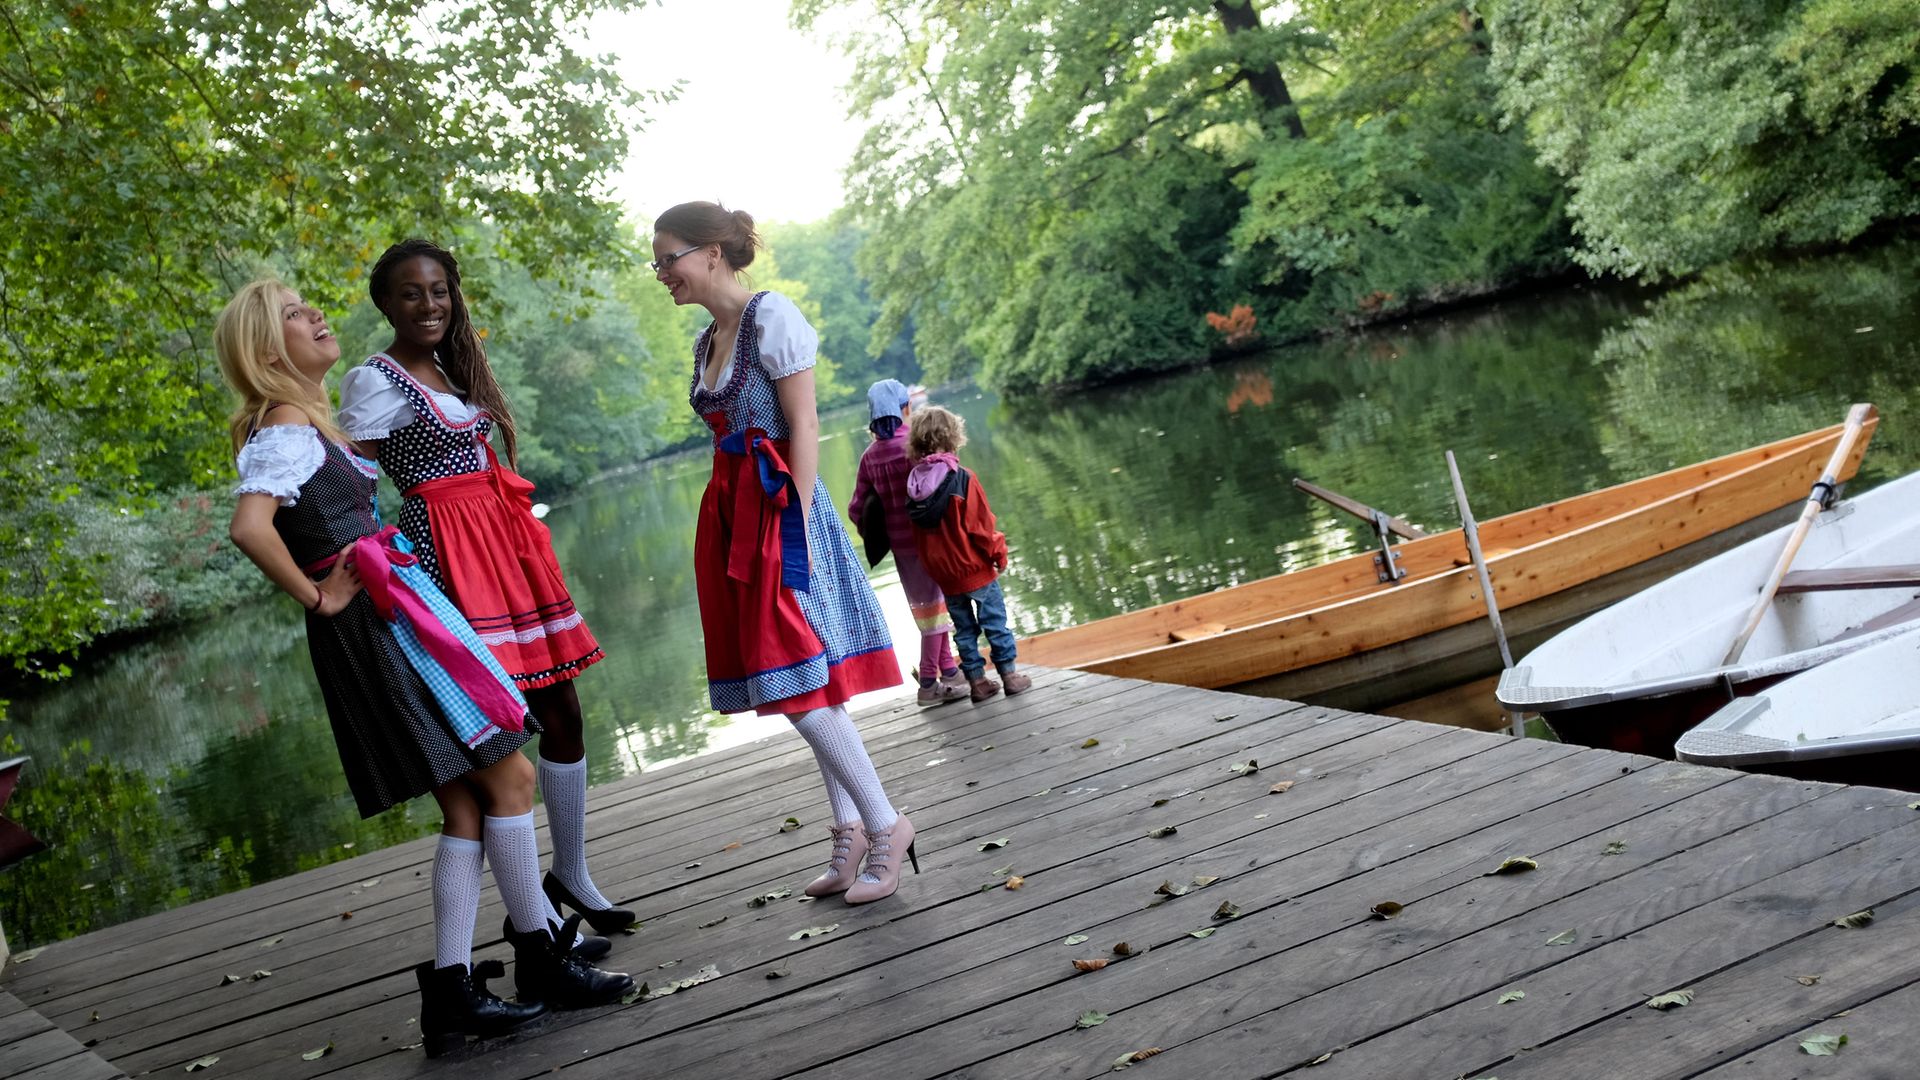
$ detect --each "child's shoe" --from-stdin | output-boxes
[917,681,967,706]
[969,676,1002,703]
[1001,671,1033,696]
[940,669,969,693]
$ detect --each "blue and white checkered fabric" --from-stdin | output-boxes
[383,536,529,746]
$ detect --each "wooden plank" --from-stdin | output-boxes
[1779,563,1920,594]
[0,1030,95,1076]
[1290,477,1428,539]
[913,778,1888,1080]
[86,688,1327,1068]
[1691,974,1920,1079]
[1228,790,1920,1080]
[11,1053,127,1080]
[111,710,1442,1077]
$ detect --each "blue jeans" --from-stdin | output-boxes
[947,579,1016,680]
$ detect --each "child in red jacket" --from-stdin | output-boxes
[904,405,1032,702]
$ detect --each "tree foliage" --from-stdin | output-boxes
[1488,0,1920,278]
[0,0,652,679]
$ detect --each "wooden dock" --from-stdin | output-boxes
[7,668,1920,1080]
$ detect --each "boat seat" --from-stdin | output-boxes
[1779,564,1920,594]
[1827,594,1920,645]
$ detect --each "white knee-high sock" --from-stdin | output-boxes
[538,755,614,910]
[432,834,484,971]
[790,706,898,832]
[819,770,861,827]
[483,812,548,936]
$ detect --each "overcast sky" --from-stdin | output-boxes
[594,0,870,229]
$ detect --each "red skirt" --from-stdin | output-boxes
[409,465,603,690]
[695,430,900,715]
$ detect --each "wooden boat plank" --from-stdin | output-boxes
[1778,562,1920,593]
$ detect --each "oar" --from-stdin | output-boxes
[1445,451,1524,738]
[1722,402,1878,666]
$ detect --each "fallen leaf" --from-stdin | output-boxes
[11,947,42,962]
[1113,942,1136,956]
[1112,1047,1165,1070]
[1029,789,1051,798]
[1254,813,1269,820]
[788,924,840,940]
[1603,840,1628,856]
[1371,901,1403,920]
[1077,1009,1109,1028]
[1834,909,1875,929]
[1192,875,1220,888]
[258,937,283,949]
[620,982,650,1005]
[339,911,353,920]
[1065,934,1090,946]
[359,878,380,888]
[699,916,729,929]
[249,970,272,981]
[1082,738,1100,749]
[748,887,793,908]
[1268,781,1294,794]
[1148,826,1178,839]
[1545,929,1577,946]
[300,1044,332,1061]
[925,758,947,767]
[219,974,242,986]
[1190,927,1216,939]
[1214,713,1237,722]
[1230,760,1260,775]
[1498,990,1525,1004]
[684,862,703,869]
[1073,958,1110,972]
[722,842,743,851]
[1006,876,1026,890]
[1214,901,1243,921]
[89,1011,100,1023]
[979,837,1012,851]
[779,817,801,833]
[1152,798,1171,807]
[981,744,995,751]
[1155,880,1190,898]
[186,1056,220,1071]
[1486,857,1538,876]
[991,864,1013,876]
[1800,1033,1848,1056]
[1645,989,1694,1010]
[1795,975,1821,986]
[1308,1051,1334,1065]
[765,969,789,980]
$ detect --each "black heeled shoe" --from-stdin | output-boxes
[503,915,611,962]
[503,913,635,1009]
[415,959,546,1058]
[542,871,637,935]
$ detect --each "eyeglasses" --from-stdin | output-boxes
[649,244,701,272]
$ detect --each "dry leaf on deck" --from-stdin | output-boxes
[723,841,742,851]
[699,916,729,929]
[300,1044,333,1061]
[1113,942,1136,956]
[1268,781,1294,794]
[979,837,1012,851]
[1006,876,1026,890]
[1498,990,1525,1004]
[1795,975,1821,986]
[1147,826,1178,839]
[1191,875,1219,888]
[748,888,792,908]
[1800,1033,1848,1056]
[1213,901,1243,921]
[1082,738,1100,749]
[1544,928,1577,946]
[766,969,789,980]
[1064,934,1090,946]
[1189,928,1216,939]
[1230,760,1260,775]
[1644,989,1694,1010]
[1486,857,1538,876]
[249,970,272,981]
[1603,840,1628,856]
[1111,1047,1164,1070]
[1834,909,1875,929]
[1073,958,1110,972]
[186,1056,220,1072]
[1155,880,1190,898]
[788,924,840,940]
[1370,901,1403,920]
[1077,1010,1109,1028]
[778,817,802,833]
[218,974,242,986]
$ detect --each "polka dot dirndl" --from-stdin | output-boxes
[264,430,536,818]
[690,292,900,715]
[365,355,604,690]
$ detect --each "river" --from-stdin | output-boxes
[7,237,1919,948]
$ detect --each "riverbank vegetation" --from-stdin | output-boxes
[3,0,1915,699]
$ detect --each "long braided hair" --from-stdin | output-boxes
[368,239,520,468]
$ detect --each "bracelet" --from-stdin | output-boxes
[303,585,323,612]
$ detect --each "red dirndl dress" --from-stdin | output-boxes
[691,293,900,715]
[359,355,604,690]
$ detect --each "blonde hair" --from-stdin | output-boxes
[908,404,967,459]
[215,279,348,453]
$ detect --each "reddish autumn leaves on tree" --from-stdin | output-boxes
[1205,305,1259,348]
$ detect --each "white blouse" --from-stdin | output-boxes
[233,425,325,506]
[700,292,819,391]
[337,357,482,441]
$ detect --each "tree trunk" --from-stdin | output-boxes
[1211,0,1307,139]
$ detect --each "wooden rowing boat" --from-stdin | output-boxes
[1500,460,1920,758]
[1020,417,1878,711]
[1676,624,1920,790]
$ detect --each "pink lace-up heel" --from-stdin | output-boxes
[845,815,918,905]
[804,821,868,897]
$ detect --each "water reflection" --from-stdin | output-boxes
[8,239,1920,948]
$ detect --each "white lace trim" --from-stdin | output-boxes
[233,425,325,506]
[473,611,585,647]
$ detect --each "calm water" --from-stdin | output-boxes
[8,239,1920,947]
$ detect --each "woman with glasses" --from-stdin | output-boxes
[652,201,915,904]
[337,239,637,942]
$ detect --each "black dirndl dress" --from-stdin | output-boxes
[269,431,537,817]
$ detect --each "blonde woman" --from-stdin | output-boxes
[218,280,630,1057]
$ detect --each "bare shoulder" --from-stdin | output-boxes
[259,403,312,428]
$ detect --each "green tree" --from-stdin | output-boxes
[762,218,920,392]
[0,0,654,686]
[1487,0,1920,278]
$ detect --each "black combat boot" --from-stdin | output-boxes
[415,959,547,1058]
[502,915,612,962]
[505,913,635,1008]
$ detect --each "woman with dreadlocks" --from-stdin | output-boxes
[338,240,634,948]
